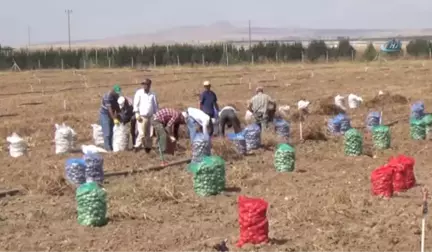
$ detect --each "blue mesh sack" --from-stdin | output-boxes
[191,133,211,163]
[65,158,86,186]
[328,117,342,134]
[273,118,290,143]
[244,123,261,151]
[83,153,104,183]
[227,132,247,155]
[337,113,352,133]
[366,112,381,131]
[411,102,425,120]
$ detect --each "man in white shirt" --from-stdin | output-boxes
[184,107,211,140]
[133,79,158,153]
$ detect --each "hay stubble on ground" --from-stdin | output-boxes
[1,61,432,251]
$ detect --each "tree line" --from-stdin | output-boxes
[0,39,431,70]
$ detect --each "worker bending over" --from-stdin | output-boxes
[218,105,242,136]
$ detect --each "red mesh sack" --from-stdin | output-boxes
[389,155,416,190]
[371,165,394,198]
[388,163,407,192]
[236,195,269,247]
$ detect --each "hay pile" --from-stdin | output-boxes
[315,96,345,116]
[365,93,408,108]
[303,122,327,141]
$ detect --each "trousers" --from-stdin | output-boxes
[99,110,114,151]
[134,116,152,149]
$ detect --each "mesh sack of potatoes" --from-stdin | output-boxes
[421,114,432,140]
[65,158,86,187]
[273,143,295,172]
[366,111,381,131]
[344,128,363,156]
[410,119,426,140]
[84,153,104,183]
[191,133,212,163]
[188,155,225,196]
[244,123,261,151]
[273,118,290,142]
[76,182,107,226]
[372,125,391,149]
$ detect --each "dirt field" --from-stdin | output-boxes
[1,61,432,251]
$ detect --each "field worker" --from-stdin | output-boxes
[218,105,242,137]
[152,108,186,153]
[117,96,137,147]
[247,86,276,130]
[100,84,122,151]
[183,107,212,140]
[133,78,158,153]
[199,80,219,136]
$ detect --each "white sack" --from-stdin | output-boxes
[348,93,363,109]
[297,100,310,111]
[55,123,76,154]
[334,95,347,111]
[81,144,108,155]
[7,132,27,158]
[245,110,253,122]
[113,123,130,152]
[91,124,104,146]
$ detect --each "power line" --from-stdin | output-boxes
[65,9,72,50]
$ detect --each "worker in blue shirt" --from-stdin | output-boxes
[199,80,219,136]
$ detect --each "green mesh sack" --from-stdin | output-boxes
[372,125,391,149]
[76,182,107,226]
[421,115,432,140]
[189,156,225,197]
[344,128,363,156]
[274,143,295,172]
[410,119,426,140]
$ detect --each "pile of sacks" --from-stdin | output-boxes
[370,155,416,198]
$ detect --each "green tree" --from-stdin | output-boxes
[337,39,356,59]
[363,42,377,61]
[306,40,328,61]
[406,39,430,56]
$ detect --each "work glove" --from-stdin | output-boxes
[135,113,143,122]
[113,118,120,125]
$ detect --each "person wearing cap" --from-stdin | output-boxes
[199,80,219,136]
[152,108,186,154]
[117,96,137,147]
[247,86,276,130]
[99,84,122,151]
[133,78,158,153]
[183,107,211,141]
[218,105,242,137]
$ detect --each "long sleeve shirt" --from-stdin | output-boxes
[153,108,184,128]
[187,107,210,135]
[248,93,275,115]
[133,89,158,117]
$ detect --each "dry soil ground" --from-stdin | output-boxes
[1,61,432,251]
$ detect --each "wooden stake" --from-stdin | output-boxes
[421,187,428,252]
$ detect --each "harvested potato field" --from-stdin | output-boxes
[1,61,432,251]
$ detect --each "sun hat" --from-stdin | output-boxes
[203,80,211,86]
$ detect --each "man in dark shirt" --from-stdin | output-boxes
[117,96,137,147]
[99,84,122,151]
[199,80,219,136]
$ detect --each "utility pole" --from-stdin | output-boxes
[27,26,31,49]
[248,20,252,50]
[65,9,72,50]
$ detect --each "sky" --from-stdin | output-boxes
[1,0,431,46]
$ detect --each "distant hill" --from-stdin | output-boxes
[28,22,432,49]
